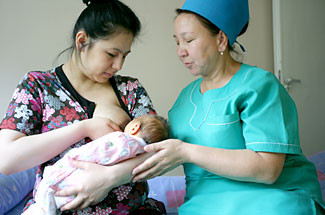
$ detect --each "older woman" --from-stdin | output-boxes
[133,0,325,214]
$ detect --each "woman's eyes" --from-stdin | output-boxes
[108,53,116,58]
[175,39,194,45]
[107,52,128,59]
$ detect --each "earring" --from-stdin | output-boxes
[131,124,141,135]
[220,51,224,56]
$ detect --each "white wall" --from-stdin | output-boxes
[0,0,274,175]
[0,0,85,116]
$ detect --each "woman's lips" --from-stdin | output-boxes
[103,72,113,78]
[184,62,192,68]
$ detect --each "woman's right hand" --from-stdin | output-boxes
[82,117,122,140]
[132,139,187,181]
[56,160,114,211]
[56,152,153,211]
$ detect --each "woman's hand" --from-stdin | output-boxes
[55,152,154,211]
[55,159,115,211]
[132,139,186,182]
[83,117,121,140]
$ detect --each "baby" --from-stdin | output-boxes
[22,114,169,215]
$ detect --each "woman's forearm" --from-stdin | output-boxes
[105,152,154,189]
[0,121,88,175]
[183,143,285,184]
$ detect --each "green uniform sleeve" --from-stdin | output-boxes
[240,69,301,154]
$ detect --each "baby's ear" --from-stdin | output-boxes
[130,122,141,135]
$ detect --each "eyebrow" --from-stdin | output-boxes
[112,48,131,55]
[173,32,194,39]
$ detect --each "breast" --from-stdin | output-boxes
[83,83,131,130]
[93,103,131,130]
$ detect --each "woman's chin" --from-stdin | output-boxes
[189,69,201,76]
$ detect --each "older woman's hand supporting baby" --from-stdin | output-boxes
[132,139,186,181]
[133,140,285,184]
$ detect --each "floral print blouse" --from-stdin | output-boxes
[0,66,166,215]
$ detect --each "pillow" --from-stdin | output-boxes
[0,167,37,214]
[148,176,186,215]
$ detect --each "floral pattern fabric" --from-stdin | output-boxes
[0,67,166,215]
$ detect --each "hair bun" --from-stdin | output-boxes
[83,0,113,6]
[82,0,91,6]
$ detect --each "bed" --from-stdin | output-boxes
[1,151,324,215]
[0,168,186,215]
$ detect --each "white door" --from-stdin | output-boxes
[273,0,325,156]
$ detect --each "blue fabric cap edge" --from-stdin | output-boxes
[181,0,249,46]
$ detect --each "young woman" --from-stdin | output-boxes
[0,0,165,214]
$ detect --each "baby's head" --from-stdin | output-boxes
[124,114,169,144]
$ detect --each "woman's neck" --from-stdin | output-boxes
[200,55,241,94]
[62,56,99,94]
[62,58,113,103]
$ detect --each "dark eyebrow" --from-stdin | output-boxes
[112,48,131,55]
[173,32,193,39]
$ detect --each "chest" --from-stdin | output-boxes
[169,86,245,149]
[80,84,131,128]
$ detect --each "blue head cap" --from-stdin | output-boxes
[181,0,249,46]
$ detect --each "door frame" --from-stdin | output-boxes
[272,0,282,83]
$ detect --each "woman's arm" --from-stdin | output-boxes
[0,117,121,175]
[132,139,285,184]
[55,152,154,211]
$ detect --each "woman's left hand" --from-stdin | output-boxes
[55,159,114,211]
[132,139,186,182]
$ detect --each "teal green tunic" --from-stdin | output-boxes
[168,64,324,214]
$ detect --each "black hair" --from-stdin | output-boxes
[76,0,141,41]
[175,9,248,51]
[58,0,141,59]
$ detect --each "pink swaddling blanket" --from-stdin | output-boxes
[22,131,146,215]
